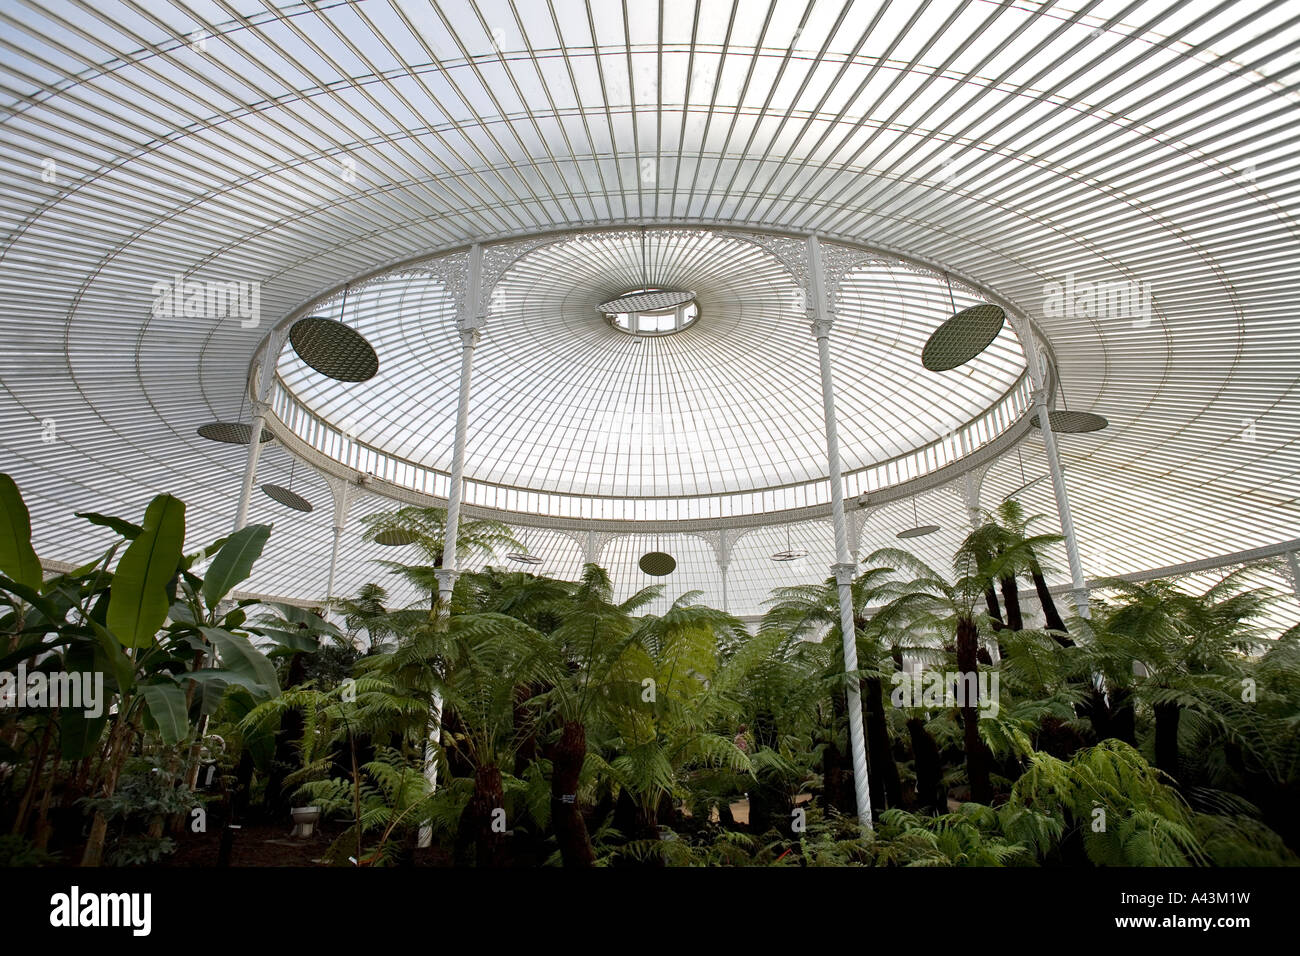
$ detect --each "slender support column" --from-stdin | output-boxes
[808,235,873,830]
[234,330,285,532]
[439,244,485,603]
[324,477,353,607]
[1034,390,1089,618]
[1019,335,1090,619]
[1286,551,1300,603]
[234,404,267,532]
[421,246,485,846]
[326,527,343,602]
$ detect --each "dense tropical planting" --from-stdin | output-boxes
[1,475,1297,867]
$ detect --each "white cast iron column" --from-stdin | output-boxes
[324,476,353,606]
[438,243,485,602]
[234,329,285,532]
[421,245,485,846]
[807,235,873,830]
[1020,335,1090,618]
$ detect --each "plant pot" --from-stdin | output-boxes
[290,806,321,838]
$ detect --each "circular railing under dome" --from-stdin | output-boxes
[271,228,1032,524]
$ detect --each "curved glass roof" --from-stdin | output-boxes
[0,0,1295,626]
[273,229,1027,514]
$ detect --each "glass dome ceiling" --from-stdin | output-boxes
[272,229,1029,519]
[0,0,1296,619]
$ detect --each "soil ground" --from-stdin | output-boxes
[163,823,450,867]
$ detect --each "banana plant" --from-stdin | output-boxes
[0,475,283,863]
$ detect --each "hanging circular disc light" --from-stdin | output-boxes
[374,529,417,547]
[921,304,1006,372]
[260,483,313,512]
[197,422,275,444]
[1002,445,1049,501]
[261,458,312,511]
[1030,409,1109,433]
[897,524,942,539]
[1002,473,1048,501]
[289,316,379,382]
[771,525,809,561]
[897,498,941,538]
[639,551,676,576]
[506,529,544,565]
[289,284,379,383]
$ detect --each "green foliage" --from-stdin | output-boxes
[5,474,1297,869]
[79,758,198,865]
[201,523,272,610]
[0,483,286,865]
[874,804,1045,866]
[297,748,438,866]
[1193,812,1300,866]
[0,835,59,867]
[1011,740,1204,865]
[138,681,189,746]
[107,494,186,648]
[0,473,42,590]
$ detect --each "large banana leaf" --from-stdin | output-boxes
[73,511,142,540]
[0,573,59,621]
[59,642,110,759]
[107,494,185,648]
[201,523,271,610]
[201,626,280,698]
[82,619,135,693]
[139,681,189,747]
[0,474,42,590]
[254,627,322,653]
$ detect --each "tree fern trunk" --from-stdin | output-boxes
[1000,575,1023,631]
[612,786,639,839]
[748,706,787,834]
[469,764,506,867]
[1029,555,1070,641]
[822,691,855,816]
[985,586,1005,631]
[955,617,993,804]
[863,677,901,814]
[550,719,594,867]
[512,684,538,777]
[1153,700,1181,783]
[1108,686,1137,745]
[263,651,308,818]
[906,717,944,814]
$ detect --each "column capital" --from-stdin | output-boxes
[831,561,857,585]
[457,325,482,348]
[434,568,461,592]
[810,313,835,339]
[1030,385,1051,407]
